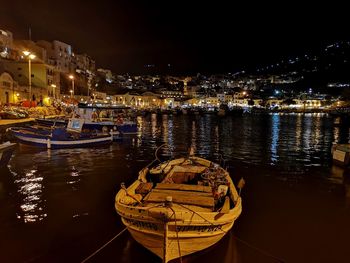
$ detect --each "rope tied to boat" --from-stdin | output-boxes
[164,196,183,263]
[233,235,285,263]
[80,227,128,263]
[176,203,227,234]
[176,203,285,263]
[168,206,183,263]
[146,189,281,263]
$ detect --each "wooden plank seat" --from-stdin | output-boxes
[144,183,214,208]
[155,183,212,193]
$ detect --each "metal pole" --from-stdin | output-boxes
[29,58,32,101]
[72,79,75,97]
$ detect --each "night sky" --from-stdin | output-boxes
[0,1,348,75]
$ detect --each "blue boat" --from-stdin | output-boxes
[0,141,16,166]
[8,119,113,149]
[36,103,138,135]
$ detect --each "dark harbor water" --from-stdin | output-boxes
[1,113,350,263]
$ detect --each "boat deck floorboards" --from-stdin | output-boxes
[144,184,215,208]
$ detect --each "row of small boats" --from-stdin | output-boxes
[6,116,136,149]
[5,103,139,149]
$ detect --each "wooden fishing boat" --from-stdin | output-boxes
[7,119,113,149]
[115,150,243,262]
[0,141,16,166]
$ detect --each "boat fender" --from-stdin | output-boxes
[218,185,228,196]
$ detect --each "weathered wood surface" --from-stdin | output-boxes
[135,182,154,195]
[155,183,212,193]
[144,189,214,208]
[151,189,212,197]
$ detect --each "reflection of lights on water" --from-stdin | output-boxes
[191,120,196,154]
[214,125,219,154]
[67,170,81,186]
[295,114,302,150]
[71,171,79,177]
[13,169,47,223]
[137,116,143,144]
[270,114,280,164]
[72,212,89,218]
[151,113,157,138]
[167,118,174,153]
[303,116,312,152]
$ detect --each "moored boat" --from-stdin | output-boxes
[332,144,350,166]
[7,119,113,149]
[115,150,243,262]
[36,103,138,135]
[0,141,16,166]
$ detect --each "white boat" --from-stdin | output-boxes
[115,150,243,262]
[36,103,138,135]
[8,119,113,149]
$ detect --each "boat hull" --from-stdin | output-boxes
[115,156,242,262]
[36,118,138,134]
[10,130,112,149]
[124,218,234,262]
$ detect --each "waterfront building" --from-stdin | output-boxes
[1,60,56,102]
[74,54,95,73]
[160,90,184,99]
[141,92,161,108]
[217,93,225,103]
[0,71,19,104]
[36,40,73,73]
[114,91,162,108]
[205,97,219,107]
[224,94,234,104]
[294,99,323,109]
[266,98,283,108]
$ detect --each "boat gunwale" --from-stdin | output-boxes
[115,156,242,222]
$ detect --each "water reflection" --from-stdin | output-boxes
[13,168,46,223]
[270,114,280,164]
[3,113,350,262]
[4,113,341,226]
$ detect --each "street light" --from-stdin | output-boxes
[69,75,74,98]
[51,84,56,99]
[23,51,36,101]
[70,89,73,98]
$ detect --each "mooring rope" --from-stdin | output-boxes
[176,203,284,262]
[80,227,128,263]
[176,203,227,234]
[169,207,183,263]
[233,235,285,263]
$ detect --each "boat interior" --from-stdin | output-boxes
[128,157,235,212]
